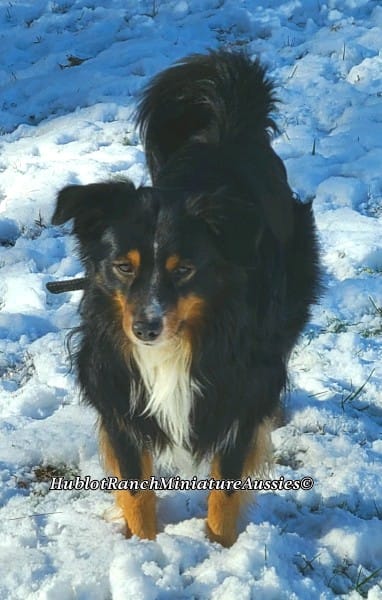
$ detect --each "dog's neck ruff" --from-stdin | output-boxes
[131,338,199,448]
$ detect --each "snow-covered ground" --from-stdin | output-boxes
[1,1,382,598]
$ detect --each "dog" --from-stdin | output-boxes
[52,50,320,547]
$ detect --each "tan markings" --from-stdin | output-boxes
[140,449,153,480]
[206,420,273,547]
[206,485,243,548]
[177,294,205,323]
[117,484,157,540]
[113,290,135,342]
[163,294,205,342]
[126,249,140,270]
[243,419,273,477]
[99,426,157,540]
[165,254,180,272]
[206,456,245,548]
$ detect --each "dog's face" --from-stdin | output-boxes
[53,181,231,347]
[108,192,220,347]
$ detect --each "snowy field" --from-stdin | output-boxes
[1,0,382,598]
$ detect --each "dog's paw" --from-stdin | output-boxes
[205,521,237,548]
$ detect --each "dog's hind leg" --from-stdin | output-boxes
[99,425,157,540]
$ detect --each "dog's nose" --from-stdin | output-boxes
[132,318,163,342]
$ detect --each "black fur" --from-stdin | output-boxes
[53,51,320,490]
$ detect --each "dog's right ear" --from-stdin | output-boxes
[52,181,136,240]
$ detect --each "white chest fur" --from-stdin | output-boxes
[132,338,200,448]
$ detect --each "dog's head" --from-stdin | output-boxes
[52,181,244,347]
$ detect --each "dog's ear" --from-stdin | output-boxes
[255,151,294,243]
[186,188,261,265]
[260,176,294,244]
[186,182,295,269]
[185,187,229,235]
[52,181,136,240]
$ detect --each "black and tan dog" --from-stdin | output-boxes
[52,50,320,547]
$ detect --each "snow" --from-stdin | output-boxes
[1,0,382,598]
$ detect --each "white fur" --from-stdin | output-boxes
[156,445,210,477]
[218,419,239,452]
[132,337,200,448]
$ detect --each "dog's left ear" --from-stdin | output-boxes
[52,181,136,241]
[260,176,294,244]
[186,179,294,245]
[185,187,228,235]
[253,150,294,243]
[186,188,262,265]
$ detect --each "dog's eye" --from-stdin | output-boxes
[172,264,195,282]
[113,262,135,276]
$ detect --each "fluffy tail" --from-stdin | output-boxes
[136,50,277,181]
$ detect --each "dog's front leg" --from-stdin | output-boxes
[206,421,272,547]
[99,424,157,540]
[206,453,246,548]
